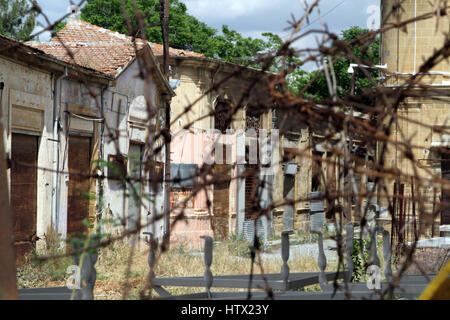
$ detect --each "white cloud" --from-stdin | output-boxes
[185,0,285,20]
[181,0,380,41]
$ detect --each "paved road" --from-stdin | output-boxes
[260,239,339,262]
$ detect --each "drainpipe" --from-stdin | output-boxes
[163,95,171,243]
[52,67,68,234]
[97,86,107,233]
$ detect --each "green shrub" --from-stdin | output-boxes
[351,238,369,282]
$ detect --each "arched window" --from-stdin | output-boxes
[214,100,232,133]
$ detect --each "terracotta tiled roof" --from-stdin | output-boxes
[31,18,204,77]
[148,42,204,58]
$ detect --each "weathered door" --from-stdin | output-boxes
[213,164,231,239]
[441,151,450,225]
[67,136,91,236]
[11,133,38,259]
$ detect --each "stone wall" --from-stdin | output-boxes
[404,246,450,275]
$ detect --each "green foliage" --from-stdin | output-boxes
[80,0,279,67]
[50,21,67,38]
[207,25,270,67]
[0,0,36,40]
[81,0,215,51]
[351,238,369,282]
[290,26,380,102]
[80,4,378,98]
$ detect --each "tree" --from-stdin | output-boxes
[80,0,274,66]
[205,25,268,67]
[0,0,36,40]
[81,0,218,52]
[290,26,380,101]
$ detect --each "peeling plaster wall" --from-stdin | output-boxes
[0,52,168,249]
[58,78,103,241]
[168,60,274,242]
[0,56,54,250]
[169,63,265,133]
[104,60,165,239]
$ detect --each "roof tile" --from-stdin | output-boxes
[31,19,204,77]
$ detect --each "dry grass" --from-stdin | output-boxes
[16,227,73,289]
[17,228,397,300]
[17,236,338,300]
[93,238,335,299]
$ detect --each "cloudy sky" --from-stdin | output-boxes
[34,0,380,57]
[180,0,380,39]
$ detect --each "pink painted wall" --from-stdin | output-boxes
[170,130,238,243]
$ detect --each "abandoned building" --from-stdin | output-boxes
[29,15,282,245]
[380,0,450,239]
[161,54,277,243]
[0,33,111,257]
[1,15,175,258]
[9,2,449,254]
[4,15,376,251]
[30,15,175,244]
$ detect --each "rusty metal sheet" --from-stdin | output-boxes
[11,133,38,259]
[67,136,91,237]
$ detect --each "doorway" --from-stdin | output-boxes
[11,133,38,259]
[67,135,91,237]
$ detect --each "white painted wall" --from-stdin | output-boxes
[103,60,165,239]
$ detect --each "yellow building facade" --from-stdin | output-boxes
[380,0,450,237]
